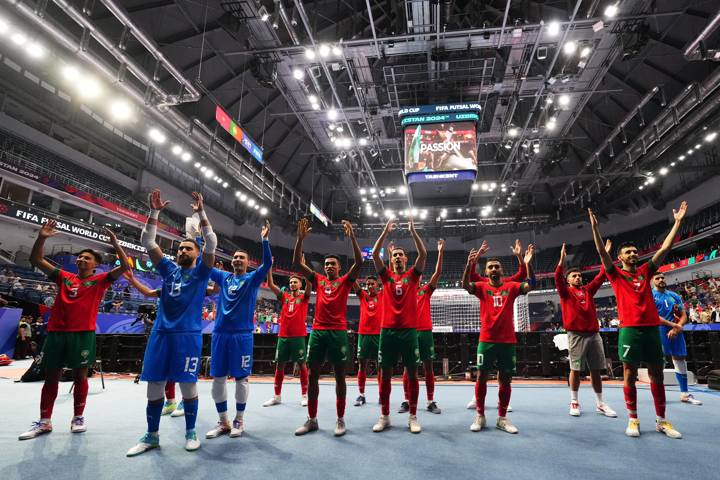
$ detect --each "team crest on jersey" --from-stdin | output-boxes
[80,350,89,359]
[81,280,97,287]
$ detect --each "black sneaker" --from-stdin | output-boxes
[398,401,410,413]
[427,401,441,414]
[354,395,366,407]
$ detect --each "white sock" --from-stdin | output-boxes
[657,416,665,422]
[570,390,578,402]
[594,391,603,405]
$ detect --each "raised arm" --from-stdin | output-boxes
[30,220,60,277]
[123,270,159,298]
[343,220,364,281]
[105,228,131,281]
[372,219,396,273]
[408,218,427,273]
[141,189,170,266]
[507,239,527,282]
[554,243,569,297]
[462,249,479,294]
[266,264,282,300]
[191,192,216,269]
[253,220,273,284]
[652,201,687,268]
[292,218,316,282]
[429,239,445,288]
[588,209,614,271]
[520,244,536,295]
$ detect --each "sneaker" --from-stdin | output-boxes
[263,395,281,407]
[596,402,617,417]
[301,395,308,407]
[427,401,441,414]
[354,394,366,407]
[680,393,703,406]
[507,405,513,412]
[398,401,410,413]
[334,418,346,437]
[171,400,185,417]
[569,401,581,417]
[161,400,177,416]
[408,415,421,434]
[230,419,244,438]
[496,417,518,434]
[470,414,486,432]
[372,415,391,432]
[185,430,201,451]
[126,433,160,457]
[205,421,231,439]
[466,398,477,410]
[625,418,640,437]
[70,416,86,433]
[18,421,52,440]
[294,417,319,436]
[656,420,682,439]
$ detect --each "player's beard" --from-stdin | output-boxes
[178,254,194,267]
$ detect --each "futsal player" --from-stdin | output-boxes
[588,203,687,438]
[354,276,382,407]
[126,190,216,456]
[461,244,535,434]
[399,238,444,414]
[371,217,427,434]
[205,221,272,439]
[554,242,617,417]
[293,218,363,437]
[263,266,311,407]
[652,273,702,406]
[19,221,130,440]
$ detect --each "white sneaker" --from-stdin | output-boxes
[569,401,581,417]
[656,420,682,439]
[408,415,421,434]
[170,401,185,417]
[507,405,513,412]
[596,402,617,417]
[470,414,486,432]
[496,417,518,434]
[185,430,201,451]
[625,418,640,437]
[126,433,160,457]
[294,417,319,436]
[70,416,87,433]
[205,421,231,439]
[334,418,346,437]
[230,419,244,438]
[680,393,702,405]
[18,421,52,440]
[263,395,282,407]
[301,395,308,407]
[466,398,476,410]
[372,415,391,432]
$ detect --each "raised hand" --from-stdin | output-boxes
[261,220,270,240]
[604,238,613,255]
[673,201,688,223]
[407,216,416,233]
[478,240,490,257]
[511,239,522,257]
[342,219,355,238]
[559,242,567,265]
[467,248,479,265]
[297,218,311,240]
[588,208,598,227]
[103,227,119,245]
[39,219,58,238]
[385,218,397,234]
[191,191,204,212]
[437,239,445,252]
[524,244,536,264]
[149,189,170,211]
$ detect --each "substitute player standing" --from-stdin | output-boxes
[461,245,535,434]
[371,217,427,434]
[588,202,687,438]
[354,276,382,407]
[126,190,216,456]
[554,242,617,418]
[205,221,272,440]
[19,222,130,440]
[263,266,311,407]
[652,273,702,406]
[293,218,363,437]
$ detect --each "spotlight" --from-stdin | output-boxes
[62,65,81,81]
[604,3,619,19]
[546,121,556,131]
[545,95,554,104]
[26,42,46,59]
[200,166,207,172]
[311,103,320,110]
[558,94,570,107]
[580,46,592,58]
[327,108,338,120]
[332,45,342,56]
[292,68,305,80]
[305,48,316,60]
[171,145,183,156]
[360,188,367,195]
[705,132,717,142]
[398,185,407,195]
[194,162,201,168]
[472,183,479,190]
[260,207,268,215]
[205,169,214,178]
[336,125,344,133]
[148,128,167,144]
[308,94,318,103]
[181,152,192,162]
[0,18,8,35]
[240,194,248,202]
[647,176,656,184]
[77,77,102,99]
[563,41,577,55]
[222,182,228,188]
[109,100,132,120]
[328,123,336,131]
[248,198,256,207]
[411,208,418,216]
[319,44,330,57]
[659,167,669,176]
[547,21,560,37]
[384,210,394,219]
[508,127,519,138]
[359,138,368,146]
[481,183,489,191]
[678,155,685,161]
[11,32,27,46]
[504,141,512,149]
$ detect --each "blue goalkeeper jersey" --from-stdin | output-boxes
[652,288,684,321]
[153,257,212,333]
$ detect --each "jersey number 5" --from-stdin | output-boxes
[184,356,199,373]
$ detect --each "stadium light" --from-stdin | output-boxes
[558,94,570,106]
[304,48,316,60]
[327,108,338,120]
[181,152,192,162]
[508,127,519,137]
[411,208,418,216]
[481,183,489,191]
[547,21,560,37]
[359,188,367,195]
[332,45,342,56]
[456,208,462,213]
[311,103,320,110]
[604,3,619,18]
[148,128,167,144]
[77,77,102,99]
[659,167,669,176]
[0,18,8,35]
[359,138,368,146]
[545,95,554,104]
[647,176,656,184]
[705,132,717,142]
[204,169,214,178]
[254,204,259,210]
[419,210,427,220]
[678,155,685,161]
[369,187,376,194]
[260,207,268,215]
[336,125,344,132]
[398,185,407,195]
[248,198,256,207]
[308,94,318,104]
[472,183,479,190]
[240,194,248,202]
[639,185,644,190]
[26,42,46,59]
[62,65,81,81]
[200,166,207,172]
[109,100,132,121]
[11,32,27,46]
[292,68,305,80]
[194,162,201,168]
[171,145,183,156]
[687,149,693,155]
[384,210,394,219]
[563,41,577,55]
[490,182,497,190]
[319,44,330,58]
[222,182,228,188]
[695,143,701,149]
[546,120,556,131]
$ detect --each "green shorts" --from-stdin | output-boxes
[306,329,348,365]
[378,328,419,368]
[275,336,307,363]
[357,334,380,360]
[417,330,435,361]
[476,342,516,375]
[39,331,96,369]
[618,326,664,364]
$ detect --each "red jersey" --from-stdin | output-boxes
[473,281,522,343]
[48,268,113,332]
[278,289,310,337]
[605,261,660,327]
[416,284,435,331]
[470,262,526,283]
[379,267,421,329]
[312,272,353,330]
[554,266,606,333]
[357,289,382,335]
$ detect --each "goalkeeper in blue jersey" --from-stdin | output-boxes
[205,220,272,439]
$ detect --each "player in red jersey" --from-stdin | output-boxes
[371,217,427,434]
[461,244,535,434]
[588,203,687,439]
[19,220,130,440]
[263,265,311,407]
[293,218,363,437]
[554,242,617,418]
[353,276,382,407]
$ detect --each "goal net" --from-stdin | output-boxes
[430,288,530,333]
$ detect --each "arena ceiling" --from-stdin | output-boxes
[3,0,720,237]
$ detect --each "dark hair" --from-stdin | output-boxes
[289,275,304,285]
[391,247,407,256]
[366,275,378,282]
[485,257,502,265]
[617,241,638,256]
[179,238,201,251]
[324,254,341,264]
[234,249,248,257]
[77,249,102,264]
[565,267,582,279]
[652,272,665,278]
